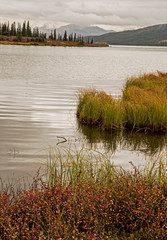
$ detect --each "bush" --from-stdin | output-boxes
[0,147,167,239]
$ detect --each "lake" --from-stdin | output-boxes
[0,44,167,181]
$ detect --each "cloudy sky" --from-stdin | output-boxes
[1,0,167,31]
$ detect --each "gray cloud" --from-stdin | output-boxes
[0,0,167,31]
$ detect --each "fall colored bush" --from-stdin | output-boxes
[0,164,167,239]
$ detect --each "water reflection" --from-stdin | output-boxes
[1,45,167,178]
[78,122,167,157]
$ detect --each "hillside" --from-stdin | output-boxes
[86,24,167,46]
[56,24,114,36]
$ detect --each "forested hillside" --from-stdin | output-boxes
[87,24,167,46]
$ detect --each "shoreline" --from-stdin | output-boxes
[0,40,109,47]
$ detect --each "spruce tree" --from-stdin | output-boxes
[74,33,76,42]
[7,21,10,36]
[11,22,16,36]
[22,21,26,36]
[27,21,32,37]
[69,33,73,41]
[63,30,67,41]
[17,23,22,35]
[53,29,56,40]
[49,30,53,39]
[2,23,7,35]
[58,34,62,40]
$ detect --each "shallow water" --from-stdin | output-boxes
[0,44,167,180]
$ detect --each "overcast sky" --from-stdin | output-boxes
[1,0,167,31]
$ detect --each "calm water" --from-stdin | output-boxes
[1,44,167,180]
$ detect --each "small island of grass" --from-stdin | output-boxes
[77,71,167,133]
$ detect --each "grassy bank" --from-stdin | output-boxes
[0,40,108,47]
[77,72,167,133]
[0,146,167,239]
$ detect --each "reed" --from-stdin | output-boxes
[45,145,116,188]
[77,72,167,133]
[45,145,167,187]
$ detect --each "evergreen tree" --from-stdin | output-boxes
[53,29,56,40]
[7,21,10,36]
[2,23,7,35]
[63,30,67,41]
[10,22,16,36]
[74,33,76,42]
[77,34,82,42]
[49,30,53,39]
[17,23,22,35]
[27,21,32,37]
[32,27,39,37]
[69,33,73,41]
[22,21,26,36]
[58,34,62,40]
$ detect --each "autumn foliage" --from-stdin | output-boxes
[0,167,167,239]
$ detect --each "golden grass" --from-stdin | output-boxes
[77,89,123,130]
[77,72,167,133]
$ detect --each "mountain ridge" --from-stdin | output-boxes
[40,24,114,37]
[86,24,167,46]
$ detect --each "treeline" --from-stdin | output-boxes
[48,29,85,43]
[0,21,46,42]
[0,21,94,44]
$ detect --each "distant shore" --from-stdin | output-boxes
[0,40,109,47]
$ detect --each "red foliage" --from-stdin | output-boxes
[0,177,167,239]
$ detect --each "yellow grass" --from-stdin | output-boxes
[77,72,167,133]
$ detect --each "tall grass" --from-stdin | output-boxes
[122,72,167,132]
[77,72,167,133]
[77,89,123,130]
[46,145,115,188]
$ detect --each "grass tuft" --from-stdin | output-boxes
[77,89,123,130]
[77,72,167,133]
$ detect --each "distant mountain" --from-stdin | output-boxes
[40,24,114,37]
[56,24,114,36]
[86,24,167,46]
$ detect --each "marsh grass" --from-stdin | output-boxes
[45,145,167,187]
[77,71,167,133]
[123,72,167,132]
[77,89,123,130]
[45,145,116,188]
